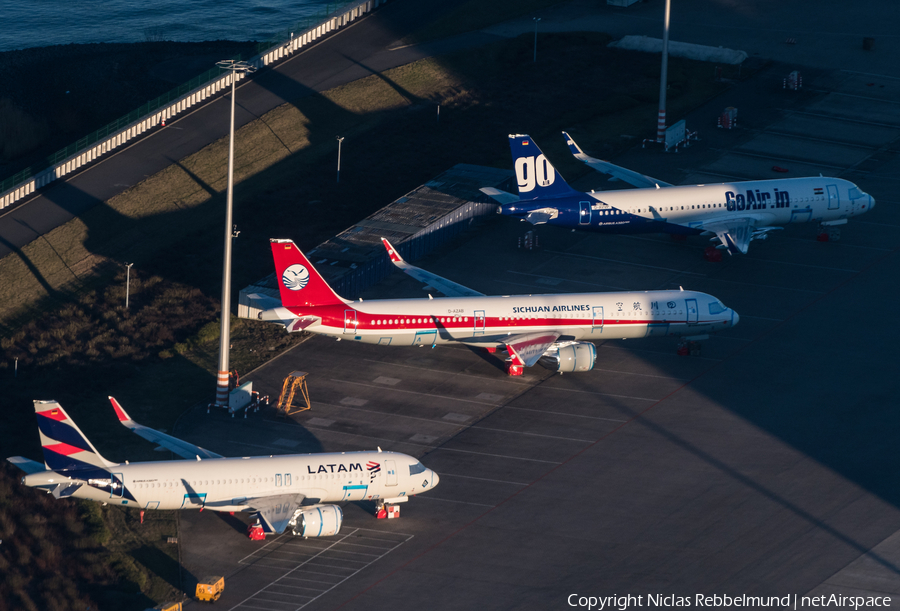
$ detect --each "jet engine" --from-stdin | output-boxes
[289,505,343,537]
[542,341,597,373]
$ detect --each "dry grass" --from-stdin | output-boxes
[0,463,179,611]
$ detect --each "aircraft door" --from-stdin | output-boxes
[378,337,392,345]
[474,310,486,334]
[385,460,397,487]
[790,208,812,223]
[827,184,840,210]
[145,501,160,510]
[591,306,604,332]
[343,309,357,334]
[685,299,699,325]
[342,483,368,501]
[110,473,125,499]
[579,201,592,225]
[413,330,436,346]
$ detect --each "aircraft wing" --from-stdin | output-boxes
[109,397,224,460]
[381,238,484,297]
[246,494,306,534]
[562,131,673,189]
[505,332,561,367]
[696,218,755,255]
[479,187,519,204]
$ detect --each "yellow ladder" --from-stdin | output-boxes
[276,371,311,416]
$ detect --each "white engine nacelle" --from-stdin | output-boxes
[289,505,343,537]
[550,342,597,373]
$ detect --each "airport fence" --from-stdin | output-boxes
[0,0,387,211]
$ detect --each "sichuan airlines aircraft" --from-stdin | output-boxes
[8,398,439,538]
[483,133,875,254]
[258,238,739,376]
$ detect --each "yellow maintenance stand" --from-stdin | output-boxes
[276,371,311,416]
[195,576,224,602]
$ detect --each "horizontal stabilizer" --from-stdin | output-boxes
[7,456,46,474]
[110,397,224,460]
[525,207,559,225]
[479,187,519,204]
[562,131,672,189]
[52,482,83,499]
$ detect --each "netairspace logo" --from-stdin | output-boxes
[566,593,892,610]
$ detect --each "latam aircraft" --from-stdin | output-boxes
[483,133,875,254]
[8,398,439,538]
[257,238,739,376]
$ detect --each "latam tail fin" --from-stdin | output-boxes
[508,134,580,200]
[270,239,349,308]
[33,400,116,472]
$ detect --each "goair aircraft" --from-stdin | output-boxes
[483,133,875,254]
[8,398,439,538]
[257,238,739,376]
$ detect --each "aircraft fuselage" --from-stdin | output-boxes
[279,290,738,345]
[22,450,435,511]
[502,177,874,234]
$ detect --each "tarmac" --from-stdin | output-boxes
[169,30,900,608]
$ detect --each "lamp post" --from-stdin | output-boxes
[656,0,671,143]
[533,18,541,63]
[124,262,133,310]
[336,136,344,184]
[214,59,256,409]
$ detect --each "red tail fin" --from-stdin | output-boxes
[270,239,347,308]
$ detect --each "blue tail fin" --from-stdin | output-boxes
[508,134,580,200]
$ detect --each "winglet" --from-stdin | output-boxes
[109,396,131,423]
[562,131,585,156]
[381,238,405,264]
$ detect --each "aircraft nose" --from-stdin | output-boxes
[731,310,740,327]
[430,470,440,489]
[868,194,875,211]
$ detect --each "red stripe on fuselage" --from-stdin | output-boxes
[284,305,725,331]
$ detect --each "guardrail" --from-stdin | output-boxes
[0,0,386,211]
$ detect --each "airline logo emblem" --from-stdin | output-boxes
[282,264,310,291]
[367,461,381,483]
[515,154,555,193]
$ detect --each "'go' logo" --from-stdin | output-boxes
[282,264,310,291]
[515,154,555,193]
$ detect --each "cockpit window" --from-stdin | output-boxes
[708,301,726,315]
[409,462,426,476]
[848,187,862,200]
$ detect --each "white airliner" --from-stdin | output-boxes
[8,398,439,538]
[482,133,875,254]
[257,238,739,376]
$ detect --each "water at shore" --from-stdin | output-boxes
[1,0,335,52]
